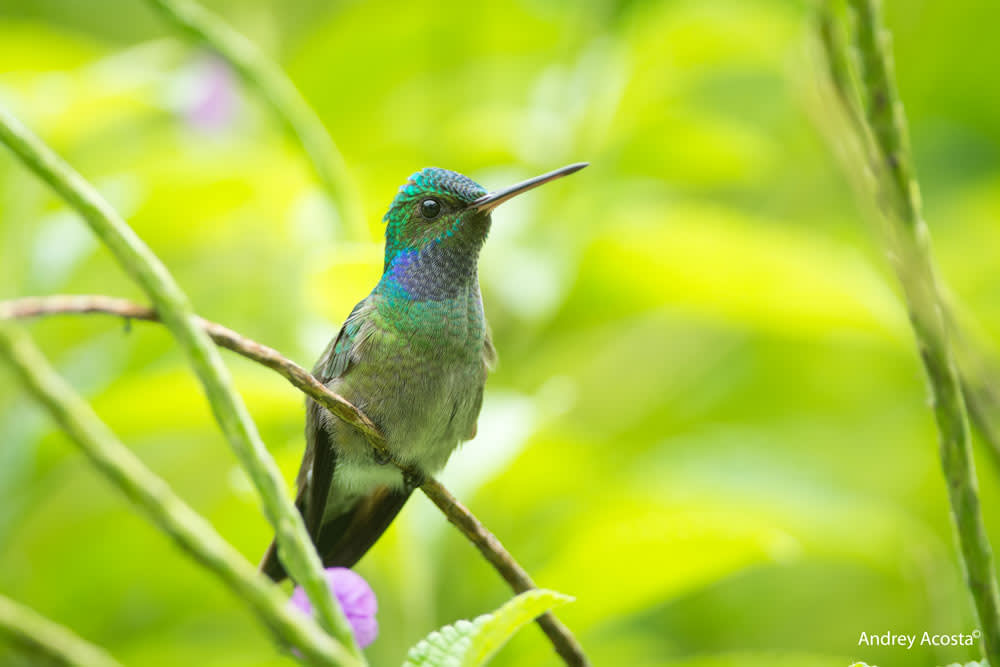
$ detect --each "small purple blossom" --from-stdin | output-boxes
[183,55,237,130]
[289,567,378,647]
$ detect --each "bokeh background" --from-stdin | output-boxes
[1,0,1000,665]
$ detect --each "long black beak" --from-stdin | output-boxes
[471,162,589,213]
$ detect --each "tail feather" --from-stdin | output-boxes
[316,485,411,568]
[259,484,411,582]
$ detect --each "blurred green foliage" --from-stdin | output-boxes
[1,0,1000,666]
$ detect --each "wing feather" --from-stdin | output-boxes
[260,296,374,581]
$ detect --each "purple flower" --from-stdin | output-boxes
[289,568,378,648]
[183,55,237,130]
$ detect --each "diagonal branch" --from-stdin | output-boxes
[417,478,588,667]
[0,294,591,667]
[0,592,122,667]
[949,316,1000,475]
[0,321,357,667]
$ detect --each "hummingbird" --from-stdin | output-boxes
[260,162,588,581]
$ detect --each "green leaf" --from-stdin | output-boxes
[402,589,573,667]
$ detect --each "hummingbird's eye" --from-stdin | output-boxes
[419,198,442,220]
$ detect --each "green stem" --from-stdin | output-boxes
[0,322,358,667]
[964,374,1000,474]
[143,0,365,238]
[0,106,361,660]
[847,0,919,227]
[817,2,868,140]
[822,0,1000,484]
[945,308,1000,471]
[822,1,1000,662]
[0,593,121,667]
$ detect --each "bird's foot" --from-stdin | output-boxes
[372,446,392,465]
[403,468,426,493]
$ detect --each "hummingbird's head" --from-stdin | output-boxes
[381,163,589,273]
[382,167,489,269]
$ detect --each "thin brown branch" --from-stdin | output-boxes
[419,477,588,666]
[0,294,590,667]
[0,295,382,446]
